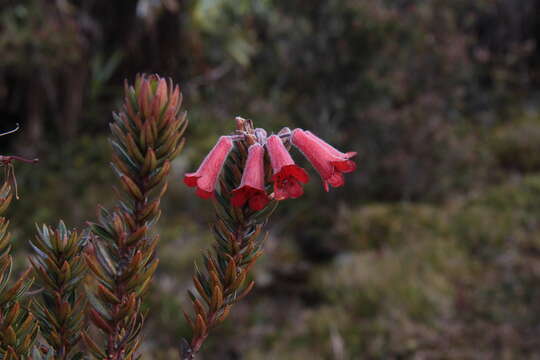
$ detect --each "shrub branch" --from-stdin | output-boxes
[83,75,187,360]
[180,119,277,360]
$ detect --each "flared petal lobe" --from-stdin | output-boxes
[184,136,233,199]
[266,135,309,200]
[291,129,356,191]
[231,144,270,211]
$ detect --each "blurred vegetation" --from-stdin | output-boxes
[1,0,540,358]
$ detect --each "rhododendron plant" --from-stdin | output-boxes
[180,118,356,359]
[0,75,355,360]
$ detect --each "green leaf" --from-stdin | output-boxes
[110,140,139,173]
[86,290,112,321]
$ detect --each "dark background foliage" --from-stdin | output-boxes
[2,0,540,358]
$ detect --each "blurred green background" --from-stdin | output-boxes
[2,0,540,358]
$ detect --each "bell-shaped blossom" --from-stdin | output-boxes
[291,129,356,191]
[231,144,270,211]
[266,135,309,200]
[184,136,233,199]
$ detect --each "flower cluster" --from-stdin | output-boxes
[184,123,356,210]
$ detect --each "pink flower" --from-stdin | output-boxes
[266,135,309,200]
[231,144,270,211]
[184,136,233,199]
[291,129,356,191]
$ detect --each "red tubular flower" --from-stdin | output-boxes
[231,144,270,211]
[291,129,357,191]
[266,135,309,200]
[184,136,233,199]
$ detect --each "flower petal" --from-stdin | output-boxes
[327,172,344,188]
[292,128,356,191]
[249,193,270,211]
[196,187,214,199]
[274,184,289,201]
[231,188,248,207]
[231,186,269,211]
[183,174,199,187]
[284,165,309,184]
[238,144,266,190]
[291,129,335,180]
[231,144,269,210]
[266,135,295,173]
[286,178,304,198]
[332,160,357,173]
